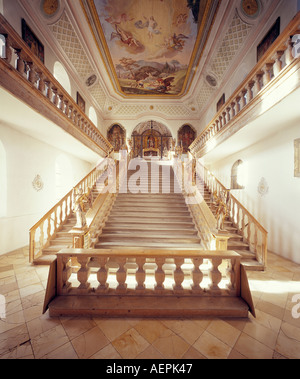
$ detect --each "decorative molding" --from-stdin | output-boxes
[32,175,44,192]
[257,177,269,196]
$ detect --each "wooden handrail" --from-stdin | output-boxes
[197,161,268,268]
[0,14,113,156]
[56,248,242,297]
[189,11,300,157]
[29,161,108,262]
[201,164,267,234]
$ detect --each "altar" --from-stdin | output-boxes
[143,148,160,158]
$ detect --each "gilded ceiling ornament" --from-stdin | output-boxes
[241,0,261,18]
[41,0,60,17]
[32,175,44,192]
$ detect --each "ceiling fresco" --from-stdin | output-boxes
[82,0,218,98]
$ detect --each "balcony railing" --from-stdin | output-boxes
[43,247,256,318]
[0,14,113,157]
[189,11,300,158]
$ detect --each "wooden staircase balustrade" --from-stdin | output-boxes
[197,161,268,270]
[189,11,300,158]
[29,160,109,263]
[43,247,256,318]
[0,14,113,157]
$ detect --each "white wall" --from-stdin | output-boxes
[206,122,300,264]
[0,122,93,255]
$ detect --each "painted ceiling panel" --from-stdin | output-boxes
[82,0,219,98]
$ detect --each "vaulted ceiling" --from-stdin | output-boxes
[21,0,271,121]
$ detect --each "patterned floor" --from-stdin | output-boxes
[0,247,300,359]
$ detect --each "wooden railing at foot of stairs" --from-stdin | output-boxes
[43,248,256,318]
[29,159,111,263]
[197,161,268,270]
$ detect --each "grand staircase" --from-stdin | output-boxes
[95,160,202,249]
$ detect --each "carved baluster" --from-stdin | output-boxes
[241,89,247,108]
[72,109,78,126]
[254,227,258,255]
[231,101,236,118]
[63,99,69,116]
[155,257,165,292]
[68,105,73,120]
[77,256,91,291]
[44,80,52,100]
[36,71,45,94]
[219,115,223,129]
[284,38,294,65]
[39,221,44,249]
[226,258,236,292]
[26,62,36,84]
[58,94,64,111]
[222,111,227,125]
[173,258,185,293]
[235,95,241,113]
[262,63,273,86]
[14,48,25,74]
[208,257,222,293]
[226,107,231,122]
[3,35,12,63]
[192,258,204,293]
[116,257,127,293]
[135,257,146,291]
[273,51,284,76]
[96,256,109,292]
[247,81,254,102]
[46,217,51,242]
[61,256,72,293]
[246,219,251,251]
[52,87,59,106]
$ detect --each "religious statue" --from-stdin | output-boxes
[72,187,92,229]
[213,190,230,230]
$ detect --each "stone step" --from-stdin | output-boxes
[95,241,202,249]
[104,220,197,229]
[107,215,193,222]
[98,233,201,244]
[102,226,198,235]
[109,209,191,216]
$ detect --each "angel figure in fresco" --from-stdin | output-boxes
[105,13,134,26]
[110,24,141,48]
[134,16,161,40]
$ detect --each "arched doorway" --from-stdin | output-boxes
[177,124,196,153]
[130,120,173,159]
[107,124,126,152]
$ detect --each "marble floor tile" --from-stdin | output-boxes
[0,248,300,359]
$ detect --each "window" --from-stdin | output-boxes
[295,139,300,178]
[53,61,71,95]
[231,159,245,189]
